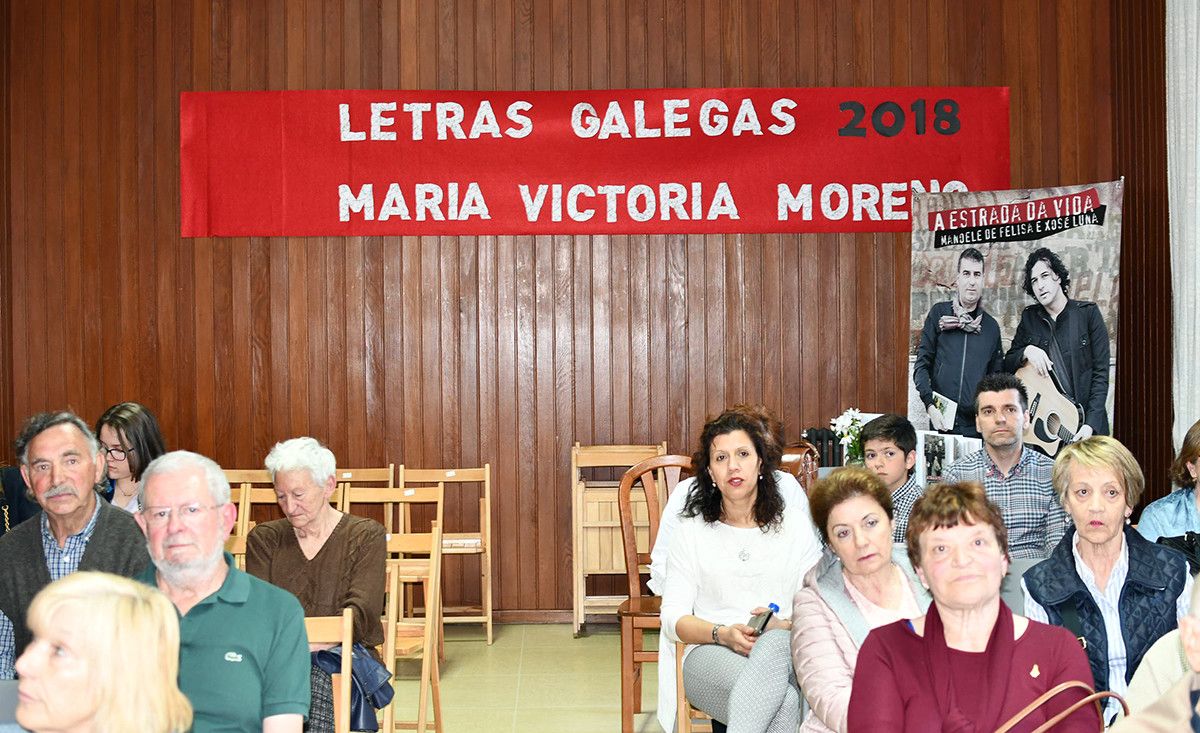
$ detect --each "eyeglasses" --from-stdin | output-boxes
[140,503,223,527]
[102,445,133,461]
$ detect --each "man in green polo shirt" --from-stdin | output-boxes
[135,450,309,733]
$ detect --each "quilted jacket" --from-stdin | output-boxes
[1023,526,1188,692]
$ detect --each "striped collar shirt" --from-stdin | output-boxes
[941,445,1068,560]
[0,499,101,678]
[890,474,924,544]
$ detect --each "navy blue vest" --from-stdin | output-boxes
[1023,526,1188,693]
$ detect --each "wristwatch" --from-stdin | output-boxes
[711,623,724,644]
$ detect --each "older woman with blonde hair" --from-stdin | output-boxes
[791,467,930,733]
[849,481,1099,731]
[15,571,192,733]
[1023,436,1193,723]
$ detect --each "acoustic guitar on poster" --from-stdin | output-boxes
[1015,364,1084,457]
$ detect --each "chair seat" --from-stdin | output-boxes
[618,595,662,618]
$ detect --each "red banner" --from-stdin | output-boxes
[180,87,1009,237]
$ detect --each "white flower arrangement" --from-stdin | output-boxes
[830,407,866,464]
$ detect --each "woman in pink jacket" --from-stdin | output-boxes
[790,467,931,733]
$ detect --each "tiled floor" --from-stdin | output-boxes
[391,623,661,732]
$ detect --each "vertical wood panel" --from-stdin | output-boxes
[0,0,9,442]
[1112,0,1172,513]
[0,0,1166,614]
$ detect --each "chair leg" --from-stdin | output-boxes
[633,626,645,714]
[431,638,444,733]
[437,574,445,662]
[620,615,635,733]
[331,673,346,733]
[480,497,493,646]
[417,649,431,732]
[382,676,395,733]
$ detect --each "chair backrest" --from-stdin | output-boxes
[224,469,273,486]
[333,465,396,487]
[345,478,444,536]
[573,442,667,471]
[403,465,490,539]
[381,519,444,733]
[617,455,692,599]
[404,466,488,491]
[334,465,398,521]
[780,439,821,490]
[225,470,274,537]
[304,608,354,733]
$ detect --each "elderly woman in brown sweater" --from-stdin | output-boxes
[246,437,386,733]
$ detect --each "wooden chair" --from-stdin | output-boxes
[571,442,667,635]
[346,482,447,660]
[224,469,274,537]
[616,454,692,733]
[382,519,444,733]
[304,608,354,733]
[780,439,821,491]
[403,466,493,644]
[675,641,713,733]
[224,534,248,570]
[340,464,408,532]
[333,465,398,494]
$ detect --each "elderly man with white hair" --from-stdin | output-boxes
[246,437,386,733]
[135,450,310,733]
[1111,579,1200,731]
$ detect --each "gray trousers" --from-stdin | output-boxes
[681,628,801,733]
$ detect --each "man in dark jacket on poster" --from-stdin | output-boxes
[1003,246,1111,439]
[913,246,1004,438]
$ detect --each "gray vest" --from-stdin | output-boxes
[0,498,150,658]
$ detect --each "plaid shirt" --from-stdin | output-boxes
[941,446,1067,560]
[890,474,924,544]
[0,501,101,678]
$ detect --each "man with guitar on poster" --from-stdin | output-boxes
[1003,247,1111,456]
[913,246,1004,438]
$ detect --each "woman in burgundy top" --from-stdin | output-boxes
[847,481,1100,732]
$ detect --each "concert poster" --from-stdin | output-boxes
[907,179,1123,459]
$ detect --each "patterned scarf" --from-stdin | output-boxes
[939,294,983,334]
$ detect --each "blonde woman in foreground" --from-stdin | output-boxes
[14,571,192,733]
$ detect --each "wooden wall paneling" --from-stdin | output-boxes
[304,239,327,452]
[1112,0,1172,512]
[60,0,85,412]
[43,0,66,411]
[513,233,537,609]
[8,0,26,422]
[4,0,1169,614]
[533,234,556,608]
[550,235,574,608]
[0,0,9,444]
[611,236,632,442]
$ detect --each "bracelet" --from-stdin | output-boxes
[711,623,724,644]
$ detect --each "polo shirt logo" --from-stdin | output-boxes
[224,651,243,663]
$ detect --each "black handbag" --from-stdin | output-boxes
[1156,532,1200,574]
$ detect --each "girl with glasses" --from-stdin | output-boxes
[94,402,167,513]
